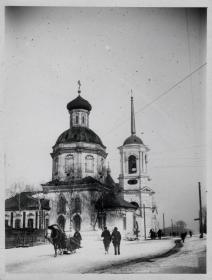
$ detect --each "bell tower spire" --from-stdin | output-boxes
[131,90,136,135]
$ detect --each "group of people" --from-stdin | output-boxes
[149,229,162,239]
[101,226,121,255]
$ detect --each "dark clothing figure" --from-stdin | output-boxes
[189,230,192,237]
[111,227,121,255]
[150,229,156,240]
[101,227,111,254]
[181,232,187,243]
[73,230,82,247]
[157,229,162,240]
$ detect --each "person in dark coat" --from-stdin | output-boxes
[101,226,111,254]
[111,227,121,255]
[189,230,192,237]
[157,229,162,240]
[73,230,82,247]
[180,232,187,243]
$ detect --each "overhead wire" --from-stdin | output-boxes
[102,62,206,138]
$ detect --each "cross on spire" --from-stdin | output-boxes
[78,80,81,95]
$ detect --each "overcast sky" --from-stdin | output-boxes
[4,7,206,232]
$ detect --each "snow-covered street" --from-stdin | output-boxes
[5,234,175,274]
[97,235,206,273]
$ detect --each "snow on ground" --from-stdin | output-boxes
[5,236,175,273]
[99,235,206,273]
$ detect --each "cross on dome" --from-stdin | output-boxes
[78,80,81,95]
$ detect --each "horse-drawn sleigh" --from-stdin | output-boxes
[46,224,81,257]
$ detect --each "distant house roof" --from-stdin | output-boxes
[5,192,50,211]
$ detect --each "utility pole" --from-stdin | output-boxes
[163,213,165,236]
[171,219,174,236]
[143,204,146,240]
[198,182,203,238]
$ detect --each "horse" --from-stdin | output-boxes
[46,224,81,257]
[47,224,67,257]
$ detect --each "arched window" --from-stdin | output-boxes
[65,154,74,173]
[76,115,79,124]
[58,196,66,214]
[54,157,58,175]
[15,219,21,228]
[75,196,81,213]
[85,155,94,173]
[82,115,85,124]
[128,155,137,174]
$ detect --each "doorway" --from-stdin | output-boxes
[73,214,81,231]
[57,215,66,231]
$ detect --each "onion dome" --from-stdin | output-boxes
[67,95,92,111]
[123,134,143,145]
[55,126,105,148]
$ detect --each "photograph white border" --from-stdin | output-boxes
[0,1,211,280]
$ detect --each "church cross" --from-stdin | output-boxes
[78,80,81,94]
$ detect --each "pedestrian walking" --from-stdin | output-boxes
[189,230,192,237]
[180,232,187,243]
[157,229,162,240]
[111,227,121,255]
[101,226,111,254]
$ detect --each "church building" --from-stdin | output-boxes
[5,82,158,240]
[41,83,137,236]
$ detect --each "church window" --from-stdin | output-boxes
[85,155,94,173]
[58,196,66,214]
[76,115,79,124]
[54,157,58,175]
[128,155,137,174]
[65,154,74,173]
[15,219,21,228]
[75,197,81,213]
[82,115,85,124]
[145,154,148,164]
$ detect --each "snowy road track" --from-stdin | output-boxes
[95,236,206,274]
[6,238,175,273]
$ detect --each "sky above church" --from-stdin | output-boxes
[4,7,207,232]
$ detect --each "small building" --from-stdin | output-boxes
[5,192,50,230]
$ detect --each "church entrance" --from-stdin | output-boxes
[57,215,66,231]
[73,214,81,231]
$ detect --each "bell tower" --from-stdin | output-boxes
[118,94,156,237]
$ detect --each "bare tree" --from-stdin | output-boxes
[5,182,42,198]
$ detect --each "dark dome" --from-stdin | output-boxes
[55,126,105,148]
[67,95,92,111]
[123,135,143,145]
